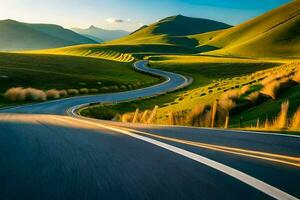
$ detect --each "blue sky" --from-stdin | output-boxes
[0,0,291,31]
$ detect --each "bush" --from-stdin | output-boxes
[46,89,60,99]
[67,89,79,95]
[293,68,300,83]
[59,90,68,97]
[121,113,134,122]
[109,85,119,91]
[261,75,277,86]
[219,98,236,111]
[79,88,89,94]
[291,107,300,129]
[187,104,205,126]
[241,85,250,94]
[247,92,260,103]
[24,88,46,101]
[100,86,109,91]
[4,87,25,102]
[273,101,289,129]
[120,85,127,90]
[220,90,241,101]
[260,80,280,99]
[4,87,46,102]
[89,88,99,93]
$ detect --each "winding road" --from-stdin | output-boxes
[0,60,299,200]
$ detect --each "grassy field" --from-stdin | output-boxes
[0,52,161,107]
[81,55,289,123]
[33,43,199,60]
[34,45,135,62]
[109,15,230,48]
[197,1,300,58]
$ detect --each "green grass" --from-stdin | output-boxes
[0,52,161,107]
[231,84,300,127]
[109,15,230,48]
[149,55,282,88]
[81,55,285,122]
[199,1,300,58]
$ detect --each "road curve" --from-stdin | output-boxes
[0,60,300,200]
[1,60,190,115]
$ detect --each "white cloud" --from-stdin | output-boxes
[106,18,131,23]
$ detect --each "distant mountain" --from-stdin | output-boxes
[110,15,231,47]
[72,26,129,42]
[0,19,97,51]
[199,0,300,58]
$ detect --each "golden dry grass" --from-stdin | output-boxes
[46,89,60,99]
[291,107,300,129]
[260,80,281,99]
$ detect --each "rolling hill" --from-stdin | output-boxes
[197,0,300,58]
[72,25,129,42]
[110,15,231,47]
[0,19,97,51]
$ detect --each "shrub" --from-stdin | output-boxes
[100,86,109,91]
[261,75,277,86]
[132,108,140,123]
[220,90,241,101]
[273,101,289,129]
[247,92,260,103]
[147,105,159,124]
[79,88,89,94]
[46,89,60,99]
[4,87,46,102]
[59,90,68,97]
[291,107,300,129]
[264,118,271,129]
[24,88,46,101]
[121,113,134,122]
[67,89,79,95]
[241,85,250,94]
[120,85,127,90]
[293,68,300,83]
[187,104,205,126]
[168,112,175,125]
[110,85,119,90]
[89,88,99,93]
[260,80,280,99]
[4,87,25,102]
[140,110,149,123]
[219,98,236,111]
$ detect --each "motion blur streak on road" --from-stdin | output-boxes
[0,61,299,200]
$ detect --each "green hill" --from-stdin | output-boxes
[0,19,97,51]
[32,15,230,59]
[199,0,300,58]
[110,15,231,47]
[0,52,160,106]
[72,25,129,42]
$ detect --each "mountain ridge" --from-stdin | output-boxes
[0,19,97,51]
[72,26,129,42]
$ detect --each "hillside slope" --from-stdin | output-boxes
[72,26,129,42]
[200,0,300,58]
[110,15,231,47]
[0,20,97,51]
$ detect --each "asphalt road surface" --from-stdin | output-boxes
[0,60,299,200]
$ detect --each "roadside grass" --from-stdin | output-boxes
[81,55,285,122]
[0,52,161,107]
[231,84,300,128]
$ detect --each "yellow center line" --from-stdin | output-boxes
[125,128,300,168]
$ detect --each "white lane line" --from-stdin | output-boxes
[52,116,299,200]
